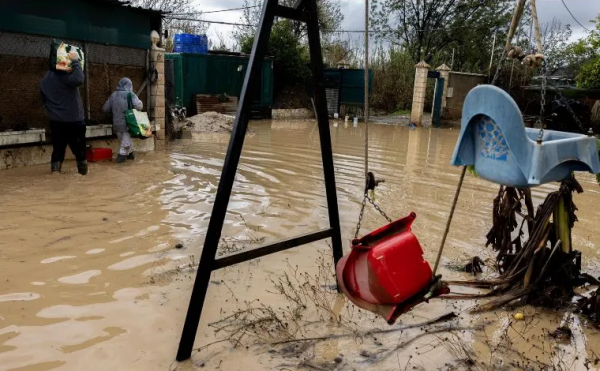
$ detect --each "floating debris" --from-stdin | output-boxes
[548,325,573,341]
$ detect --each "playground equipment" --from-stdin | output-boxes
[451,85,599,188]
[336,212,449,325]
[175,0,344,362]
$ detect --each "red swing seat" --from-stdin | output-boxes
[336,213,449,324]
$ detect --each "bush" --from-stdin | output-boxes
[370,48,415,113]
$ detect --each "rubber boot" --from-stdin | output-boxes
[77,160,88,176]
[116,154,127,163]
[127,152,135,160]
[51,162,62,173]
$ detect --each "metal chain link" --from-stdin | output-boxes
[536,60,547,142]
[552,85,588,134]
[561,96,587,133]
[354,191,368,239]
[367,193,393,223]
[354,189,393,239]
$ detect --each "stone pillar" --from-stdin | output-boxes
[436,64,451,109]
[411,61,430,127]
[150,31,166,146]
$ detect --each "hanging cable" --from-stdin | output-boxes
[169,5,260,16]
[561,0,591,32]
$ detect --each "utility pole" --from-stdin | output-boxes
[450,48,455,71]
[364,0,369,178]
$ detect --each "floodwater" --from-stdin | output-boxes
[1,120,600,371]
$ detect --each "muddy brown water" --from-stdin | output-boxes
[1,121,600,371]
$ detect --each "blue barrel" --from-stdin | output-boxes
[173,43,184,53]
[174,34,184,44]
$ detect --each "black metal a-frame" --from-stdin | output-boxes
[176,0,345,362]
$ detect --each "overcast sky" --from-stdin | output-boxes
[189,0,600,48]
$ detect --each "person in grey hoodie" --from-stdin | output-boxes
[103,78,143,163]
[41,51,88,175]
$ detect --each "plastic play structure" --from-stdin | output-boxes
[451,85,599,188]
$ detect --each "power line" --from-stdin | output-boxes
[169,5,260,16]
[165,16,254,27]
[165,15,474,34]
[560,0,591,31]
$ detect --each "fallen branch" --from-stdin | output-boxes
[298,361,329,371]
[368,326,481,363]
[271,312,458,346]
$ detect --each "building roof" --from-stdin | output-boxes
[90,0,166,15]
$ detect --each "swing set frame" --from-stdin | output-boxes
[175,0,345,362]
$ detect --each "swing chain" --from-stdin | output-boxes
[355,191,368,239]
[354,173,393,239]
[551,85,589,135]
[367,193,393,223]
[536,60,547,143]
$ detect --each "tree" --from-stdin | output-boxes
[322,34,362,68]
[233,0,344,45]
[568,15,600,89]
[541,18,573,74]
[371,0,513,66]
[234,0,343,106]
[240,20,310,97]
[126,0,208,34]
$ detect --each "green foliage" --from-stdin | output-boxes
[467,165,479,178]
[570,15,600,89]
[234,0,343,105]
[577,60,600,89]
[240,20,310,96]
[370,48,416,112]
[234,0,343,43]
[541,19,573,73]
[371,0,513,66]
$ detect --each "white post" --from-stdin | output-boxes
[436,64,451,109]
[411,61,430,127]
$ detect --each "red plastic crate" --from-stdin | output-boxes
[86,148,113,162]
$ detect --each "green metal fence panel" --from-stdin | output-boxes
[323,69,373,106]
[0,0,161,50]
[261,60,274,109]
[165,53,184,107]
[166,53,274,114]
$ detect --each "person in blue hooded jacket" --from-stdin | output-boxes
[103,78,143,163]
[41,50,88,175]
